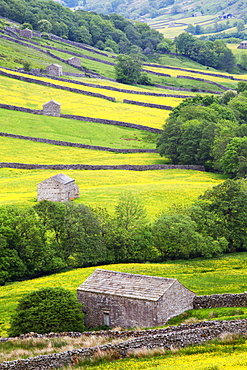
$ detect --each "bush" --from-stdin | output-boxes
[8,287,85,337]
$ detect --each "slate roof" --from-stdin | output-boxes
[43,99,60,106]
[40,173,75,185]
[77,269,178,301]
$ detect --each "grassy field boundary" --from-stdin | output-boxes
[0,162,205,171]
[0,131,157,153]
[0,103,163,133]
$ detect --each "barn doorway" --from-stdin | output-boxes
[103,311,110,326]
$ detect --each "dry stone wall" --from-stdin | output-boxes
[123,99,173,110]
[0,131,157,153]
[0,319,247,370]
[0,69,116,102]
[194,293,247,309]
[0,163,205,171]
[0,103,162,133]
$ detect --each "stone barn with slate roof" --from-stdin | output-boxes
[68,57,81,67]
[38,173,79,202]
[77,269,196,329]
[238,40,247,49]
[42,100,61,117]
[46,63,62,76]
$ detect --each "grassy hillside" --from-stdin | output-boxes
[1,252,247,337]
[0,168,225,218]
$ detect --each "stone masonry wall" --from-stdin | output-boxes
[0,69,116,102]
[193,293,247,309]
[123,99,173,110]
[0,319,247,370]
[0,103,161,132]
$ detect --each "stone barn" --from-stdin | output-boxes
[77,269,196,329]
[68,57,81,67]
[38,173,79,202]
[20,28,33,38]
[238,41,247,49]
[42,100,61,117]
[46,63,62,76]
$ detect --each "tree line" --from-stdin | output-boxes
[0,0,163,55]
[1,179,247,285]
[174,32,235,71]
[157,83,247,177]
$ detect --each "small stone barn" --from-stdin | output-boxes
[46,63,62,76]
[38,173,79,202]
[77,269,196,329]
[42,100,61,117]
[20,28,33,38]
[238,41,247,49]
[68,57,81,67]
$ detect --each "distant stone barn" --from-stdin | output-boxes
[46,63,62,76]
[38,173,79,202]
[238,41,247,49]
[77,269,196,329]
[68,57,81,67]
[42,100,61,117]
[20,28,33,38]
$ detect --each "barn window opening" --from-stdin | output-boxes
[103,311,110,326]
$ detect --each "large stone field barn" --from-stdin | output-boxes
[77,269,196,328]
[37,173,79,202]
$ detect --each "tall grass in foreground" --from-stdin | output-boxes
[62,335,247,370]
[1,252,247,337]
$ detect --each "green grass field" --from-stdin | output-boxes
[0,109,157,149]
[0,74,170,129]
[0,169,225,217]
[1,252,247,337]
[69,339,247,370]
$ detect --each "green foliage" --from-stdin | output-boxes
[157,93,247,173]
[0,0,164,55]
[115,54,142,84]
[152,213,227,259]
[191,179,247,252]
[175,33,235,71]
[220,137,247,177]
[8,287,85,336]
[38,19,52,33]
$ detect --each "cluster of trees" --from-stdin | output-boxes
[157,85,247,177]
[186,20,245,36]
[1,180,247,285]
[175,33,235,71]
[0,0,164,54]
[115,54,152,84]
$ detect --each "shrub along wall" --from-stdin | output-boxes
[0,319,246,370]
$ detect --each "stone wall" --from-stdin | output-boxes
[0,319,247,370]
[0,131,157,153]
[0,102,161,133]
[123,99,173,110]
[177,75,229,91]
[193,293,247,309]
[0,69,116,102]
[0,163,205,171]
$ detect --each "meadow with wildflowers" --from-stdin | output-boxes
[1,253,247,337]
